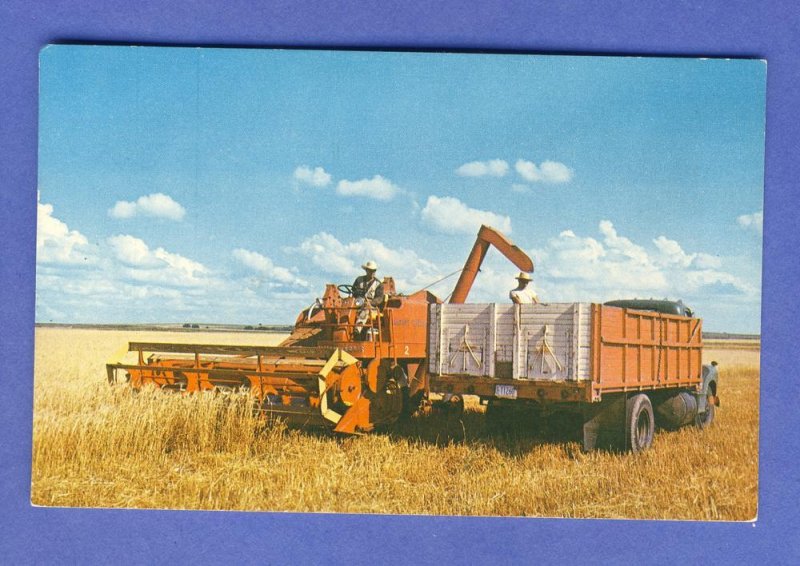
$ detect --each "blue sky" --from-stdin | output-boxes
[36,46,765,332]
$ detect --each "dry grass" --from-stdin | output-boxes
[32,328,759,520]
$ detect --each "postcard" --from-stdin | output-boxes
[33,46,765,519]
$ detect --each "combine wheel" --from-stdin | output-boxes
[446,394,465,416]
[369,377,405,429]
[625,394,655,453]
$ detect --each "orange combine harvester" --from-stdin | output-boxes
[106,226,532,434]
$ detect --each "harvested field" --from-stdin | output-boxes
[32,328,759,520]
[704,339,760,368]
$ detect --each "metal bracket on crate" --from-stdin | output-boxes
[530,324,563,375]
[448,324,483,372]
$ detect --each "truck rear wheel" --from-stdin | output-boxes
[626,394,655,453]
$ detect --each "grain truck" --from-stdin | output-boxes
[428,298,719,452]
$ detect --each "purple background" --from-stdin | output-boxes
[2,2,798,563]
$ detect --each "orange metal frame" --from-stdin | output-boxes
[290,286,435,370]
[588,304,703,400]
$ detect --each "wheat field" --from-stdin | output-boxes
[31,327,759,520]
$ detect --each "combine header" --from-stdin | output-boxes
[108,343,369,430]
[106,225,532,434]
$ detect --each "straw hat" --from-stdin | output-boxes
[362,261,378,271]
[515,271,532,281]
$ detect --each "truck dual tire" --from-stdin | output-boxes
[626,394,655,453]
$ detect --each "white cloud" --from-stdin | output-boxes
[549,229,606,265]
[684,270,756,296]
[653,236,723,270]
[541,226,670,294]
[737,211,763,234]
[108,201,136,218]
[527,221,756,307]
[295,232,357,275]
[293,165,332,187]
[232,248,308,287]
[37,235,316,324]
[34,193,759,329]
[108,234,209,287]
[420,195,513,235]
[37,197,93,265]
[108,234,161,267]
[515,159,573,184]
[599,220,650,265]
[694,253,723,270]
[653,236,695,267]
[540,161,573,183]
[455,159,509,177]
[37,201,319,323]
[336,175,399,201]
[109,193,186,221]
[151,249,207,283]
[294,232,442,292]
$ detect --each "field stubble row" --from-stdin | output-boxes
[32,328,759,519]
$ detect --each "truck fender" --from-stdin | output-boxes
[696,362,719,413]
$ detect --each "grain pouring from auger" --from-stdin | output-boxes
[107,225,718,452]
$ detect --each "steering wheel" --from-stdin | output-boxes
[337,284,354,296]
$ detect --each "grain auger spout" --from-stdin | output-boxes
[449,224,534,304]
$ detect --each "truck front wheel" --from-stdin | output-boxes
[626,394,655,453]
[694,384,716,429]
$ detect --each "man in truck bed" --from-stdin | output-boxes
[509,271,539,304]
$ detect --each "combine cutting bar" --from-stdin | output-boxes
[105,342,339,387]
[105,342,371,432]
[125,342,333,359]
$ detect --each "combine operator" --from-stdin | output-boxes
[352,260,384,339]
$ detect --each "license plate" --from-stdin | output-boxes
[495,384,518,399]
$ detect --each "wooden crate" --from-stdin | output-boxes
[428,302,592,381]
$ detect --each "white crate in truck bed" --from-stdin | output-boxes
[428,302,592,381]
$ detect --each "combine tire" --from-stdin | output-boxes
[626,394,655,453]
